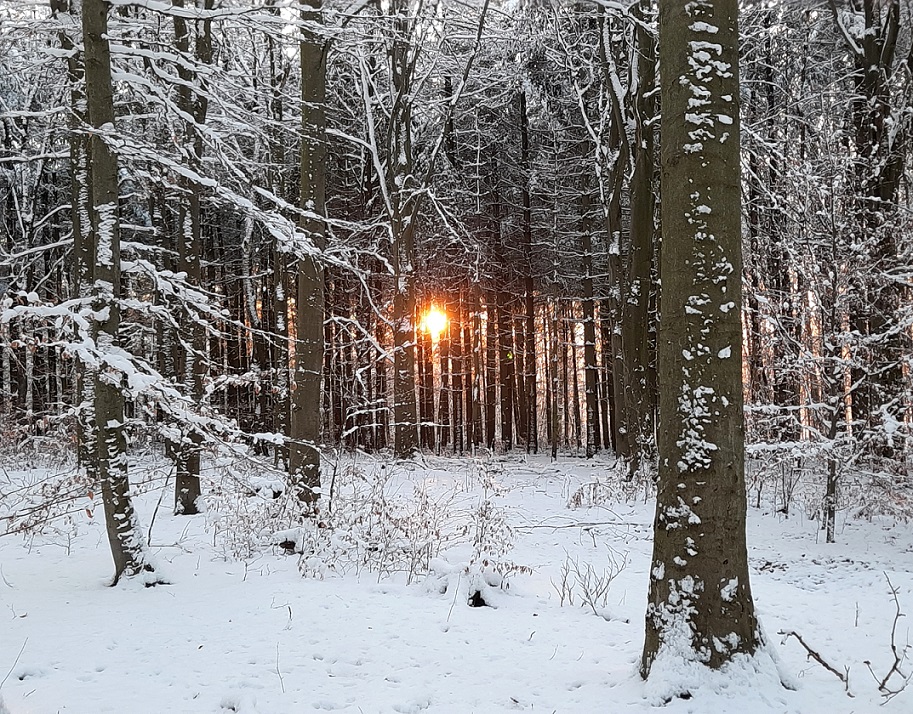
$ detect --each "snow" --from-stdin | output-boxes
[689,21,719,34]
[1,454,912,713]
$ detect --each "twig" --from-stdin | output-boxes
[146,467,173,547]
[446,571,462,623]
[779,629,852,696]
[863,572,911,703]
[0,638,27,690]
[514,520,640,531]
[879,573,907,692]
[275,641,285,694]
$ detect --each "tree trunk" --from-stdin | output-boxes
[550,293,560,460]
[622,1,658,477]
[518,91,538,454]
[580,189,600,458]
[51,0,96,481]
[82,0,151,584]
[390,1,418,457]
[471,288,484,449]
[438,307,451,453]
[642,0,759,678]
[497,290,515,451]
[451,301,464,454]
[172,0,212,515]
[484,292,497,449]
[288,0,326,508]
[599,300,615,452]
[419,302,435,450]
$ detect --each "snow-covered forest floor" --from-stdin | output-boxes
[1,452,912,713]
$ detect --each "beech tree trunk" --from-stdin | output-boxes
[172,0,212,515]
[288,0,326,508]
[82,0,151,584]
[642,0,760,678]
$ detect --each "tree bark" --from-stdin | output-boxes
[622,0,658,477]
[288,0,326,509]
[580,189,600,458]
[642,0,760,678]
[519,91,537,453]
[390,0,418,457]
[82,0,151,583]
[485,292,497,449]
[172,0,212,515]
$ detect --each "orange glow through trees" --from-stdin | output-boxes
[421,306,447,340]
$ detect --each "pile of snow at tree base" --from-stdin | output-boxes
[1,453,911,713]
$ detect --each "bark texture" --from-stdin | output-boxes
[289,0,326,508]
[82,0,151,584]
[642,0,759,678]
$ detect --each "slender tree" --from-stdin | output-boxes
[288,0,326,508]
[82,0,152,583]
[172,0,214,515]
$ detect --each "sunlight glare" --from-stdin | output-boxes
[421,306,447,339]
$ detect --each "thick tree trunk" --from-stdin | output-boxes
[642,0,759,678]
[51,0,96,480]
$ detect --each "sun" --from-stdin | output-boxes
[421,306,447,339]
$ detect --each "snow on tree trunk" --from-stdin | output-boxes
[390,0,419,458]
[171,0,213,516]
[642,0,760,683]
[288,0,326,509]
[82,0,151,584]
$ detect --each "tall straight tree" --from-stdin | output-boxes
[172,0,213,515]
[621,0,658,475]
[389,0,419,457]
[289,0,326,508]
[82,0,152,583]
[50,0,95,480]
[642,0,760,679]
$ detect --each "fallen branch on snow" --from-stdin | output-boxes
[779,629,853,697]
